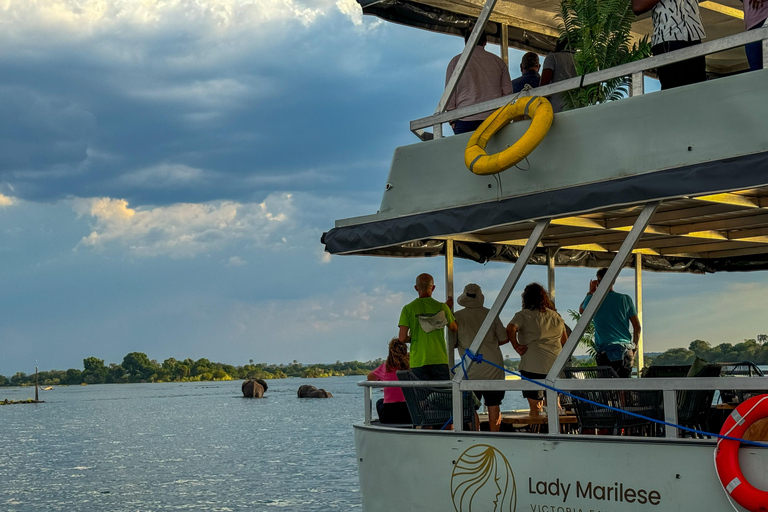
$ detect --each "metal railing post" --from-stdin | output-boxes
[546,389,559,434]
[663,389,678,438]
[364,385,372,425]
[763,37,768,69]
[453,382,464,432]
[630,71,644,97]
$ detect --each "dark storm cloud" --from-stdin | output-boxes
[0,10,456,207]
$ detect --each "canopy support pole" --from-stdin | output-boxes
[445,239,456,368]
[547,247,556,306]
[451,219,550,431]
[433,0,499,139]
[501,24,509,65]
[545,201,659,433]
[635,253,644,375]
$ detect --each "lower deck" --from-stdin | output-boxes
[355,423,765,512]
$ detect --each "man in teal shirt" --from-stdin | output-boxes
[399,273,458,380]
[579,268,641,378]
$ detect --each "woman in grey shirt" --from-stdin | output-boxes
[507,283,567,417]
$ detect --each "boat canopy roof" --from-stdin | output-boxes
[358,0,749,74]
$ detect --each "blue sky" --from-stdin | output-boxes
[0,0,765,376]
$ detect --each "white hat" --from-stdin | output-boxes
[457,283,484,308]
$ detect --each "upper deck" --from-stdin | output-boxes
[323,50,768,272]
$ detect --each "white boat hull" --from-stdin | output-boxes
[355,425,766,511]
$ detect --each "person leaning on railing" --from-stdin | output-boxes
[507,283,568,417]
[631,0,706,90]
[445,29,513,134]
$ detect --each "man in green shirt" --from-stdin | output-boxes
[398,273,458,380]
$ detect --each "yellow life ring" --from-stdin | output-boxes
[464,96,553,176]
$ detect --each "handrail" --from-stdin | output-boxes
[411,27,768,133]
[358,375,767,392]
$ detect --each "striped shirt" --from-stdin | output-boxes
[651,0,706,46]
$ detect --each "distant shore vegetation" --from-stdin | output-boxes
[2,335,766,387]
[0,353,383,387]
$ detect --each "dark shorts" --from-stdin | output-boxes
[452,119,484,134]
[596,350,634,378]
[410,364,450,381]
[474,390,505,407]
[376,399,411,424]
[651,40,706,90]
[519,370,547,400]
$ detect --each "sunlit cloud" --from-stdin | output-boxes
[72,193,293,257]
[0,193,14,206]
[0,0,362,43]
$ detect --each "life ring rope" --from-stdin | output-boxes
[714,394,768,512]
[464,95,553,176]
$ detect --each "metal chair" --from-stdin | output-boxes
[562,366,660,436]
[676,363,721,438]
[396,370,476,430]
[718,361,765,405]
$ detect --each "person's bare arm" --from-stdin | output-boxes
[579,280,599,314]
[629,315,641,346]
[366,372,378,381]
[447,320,458,332]
[540,68,554,86]
[398,326,411,343]
[506,323,527,355]
[631,0,660,15]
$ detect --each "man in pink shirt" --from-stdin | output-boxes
[445,31,513,134]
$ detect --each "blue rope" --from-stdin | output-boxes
[460,349,768,448]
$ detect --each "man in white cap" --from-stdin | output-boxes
[453,283,510,431]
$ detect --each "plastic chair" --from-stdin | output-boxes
[396,370,476,430]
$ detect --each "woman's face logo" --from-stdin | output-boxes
[451,444,516,512]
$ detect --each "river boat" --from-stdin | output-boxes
[322,1,768,510]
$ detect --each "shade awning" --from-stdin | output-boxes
[358,0,750,74]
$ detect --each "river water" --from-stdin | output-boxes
[0,377,366,512]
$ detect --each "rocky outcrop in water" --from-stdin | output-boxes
[242,379,269,398]
[297,385,333,398]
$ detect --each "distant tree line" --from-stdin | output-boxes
[3,334,766,387]
[0,353,382,387]
[648,335,768,366]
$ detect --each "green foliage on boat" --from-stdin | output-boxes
[557,0,651,108]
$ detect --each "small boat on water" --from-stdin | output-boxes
[322,1,768,510]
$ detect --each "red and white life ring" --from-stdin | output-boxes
[715,394,768,512]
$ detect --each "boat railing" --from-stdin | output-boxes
[411,27,768,140]
[358,375,768,440]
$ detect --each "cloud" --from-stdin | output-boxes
[0,0,363,43]
[72,193,294,257]
[0,193,14,206]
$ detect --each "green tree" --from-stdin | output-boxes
[557,0,651,108]
[83,357,108,384]
[122,352,155,381]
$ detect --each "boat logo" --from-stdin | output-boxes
[451,444,516,512]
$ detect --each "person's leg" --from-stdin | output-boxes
[746,20,766,71]
[488,405,501,431]
[483,390,505,432]
[376,398,385,421]
[527,398,543,417]
[652,41,705,90]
